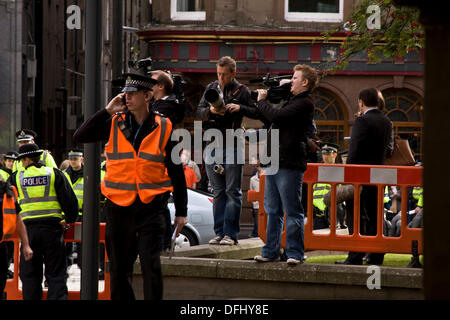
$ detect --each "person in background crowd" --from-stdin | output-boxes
[63,150,84,271]
[0,151,19,281]
[253,64,318,265]
[1,152,18,180]
[148,70,187,255]
[249,163,262,238]
[335,88,393,266]
[312,143,345,230]
[149,70,185,127]
[1,180,33,299]
[9,143,78,300]
[181,149,201,183]
[13,130,57,172]
[183,160,199,189]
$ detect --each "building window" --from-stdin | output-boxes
[312,88,348,150]
[382,88,424,161]
[285,0,343,23]
[171,0,206,21]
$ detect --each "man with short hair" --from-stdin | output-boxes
[253,64,318,265]
[195,56,259,246]
[149,70,186,253]
[9,143,78,300]
[335,88,393,265]
[74,73,188,300]
[149,70,185,126]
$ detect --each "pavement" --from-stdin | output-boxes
[8,263,104,293]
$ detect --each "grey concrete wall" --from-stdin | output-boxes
[129,240,423,300]
[0,0,22,153]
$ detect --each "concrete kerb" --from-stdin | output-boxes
[129,237,423,299]
[161,257,423,289]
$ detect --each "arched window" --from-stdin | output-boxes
[312,88,349,149]
[382,88,424,161]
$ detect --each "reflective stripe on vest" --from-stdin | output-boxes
[313,183,331,212]
[63,171,84,211]
[16,166,62,221]
[102,114,174,206]
[1,186,18,242]
[0,169,9,182]
[413,187,423,207]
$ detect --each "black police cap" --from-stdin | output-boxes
[3,151,19,160]
[321,142,340,153]
[17,143,43,160]
[16,129,37,142]
[121,73,157,93]
[68,149,83,159]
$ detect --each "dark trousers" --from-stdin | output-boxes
[0,242,8,298]
[20,224,68,300]
[104,196,167,300]
[346,186,385,264]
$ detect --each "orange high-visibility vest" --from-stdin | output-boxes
[101,113,174,207]
[1,186,18,242]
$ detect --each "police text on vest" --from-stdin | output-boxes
[22,176,49,186]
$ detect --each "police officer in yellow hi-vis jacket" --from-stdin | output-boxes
[12,130,57,173]
[9,143,78,300]
[312,143,342,230]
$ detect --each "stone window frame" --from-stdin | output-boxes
[284,0,344,23]
[170,0,206,21]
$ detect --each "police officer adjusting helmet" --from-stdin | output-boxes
[17,143,43,160]
[321,142,339,154]
[15,129,37,144]
[121,73,157,92]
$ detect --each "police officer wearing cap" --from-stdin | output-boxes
[312,143,343,230]
[74,72,188,300]
[8,143,78,300]
[1,152,18,182]
[63,149,84,216]
[13,130,57,173]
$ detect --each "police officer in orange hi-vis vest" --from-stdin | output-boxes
[0,180,33,299]
[73,73,188,300]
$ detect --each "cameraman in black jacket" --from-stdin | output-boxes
[194,56,259,246]
[253,64,318,265]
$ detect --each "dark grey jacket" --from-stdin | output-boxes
[195,79,259,132]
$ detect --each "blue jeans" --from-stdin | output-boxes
[262,168,305,260]
[205,149,243,241]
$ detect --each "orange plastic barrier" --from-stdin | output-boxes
[248,163,423,255]
[4,222,110,300]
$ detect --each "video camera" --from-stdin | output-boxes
[128,57,186,104]
[249,73,292,104]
